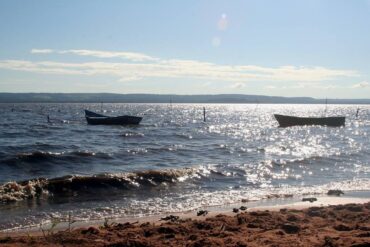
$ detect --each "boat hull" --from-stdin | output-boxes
[86,116,142,125]
[274,114,345,127]
[85,110,107,117]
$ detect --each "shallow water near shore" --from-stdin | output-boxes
[0,103,369,230]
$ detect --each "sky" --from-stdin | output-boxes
[0,0,370,98]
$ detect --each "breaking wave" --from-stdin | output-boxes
[0,168,197,203]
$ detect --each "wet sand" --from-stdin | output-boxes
[1,198,369,246]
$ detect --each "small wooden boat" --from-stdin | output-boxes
[85,110,142,125]
[85,110,107,117]
[274,114,345,127]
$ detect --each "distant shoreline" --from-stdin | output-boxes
[1,93,370,104]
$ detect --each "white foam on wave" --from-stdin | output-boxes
[124,178,370,216]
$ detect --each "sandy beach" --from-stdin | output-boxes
[1,196,369,246]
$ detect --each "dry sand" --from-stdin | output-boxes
[0,197,369,246]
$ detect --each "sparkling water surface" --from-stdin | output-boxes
[0,103,369,230]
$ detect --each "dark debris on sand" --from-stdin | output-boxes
[1,202,370,247]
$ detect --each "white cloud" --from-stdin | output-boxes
[58,49,158,62]
[201,82,212,87]
[0,49,359,84]
[352,81,370,88]
[265,83,344,90]
[31,49,54,54]
[118,75,143,82]
[231,82,245,89]
[31,49,158,61]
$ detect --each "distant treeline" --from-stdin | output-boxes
[0,93,370,104]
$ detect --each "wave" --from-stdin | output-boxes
[264,148,366,167]
[0,168,197,203]
[1,150,112,165]
[0,179,48,203]
[119,178,370,219]
[16,151,62,161]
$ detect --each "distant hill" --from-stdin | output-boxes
[0,93,370,104]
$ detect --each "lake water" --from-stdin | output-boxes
[0,103,369,230]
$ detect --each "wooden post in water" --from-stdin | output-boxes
[203,107,206,122]
[324,98,328,116]
[356,107,360,119]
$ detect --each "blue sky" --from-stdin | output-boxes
[0,0,369,98]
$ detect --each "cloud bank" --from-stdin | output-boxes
[352,81,370,88]
[0,49,360,84]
